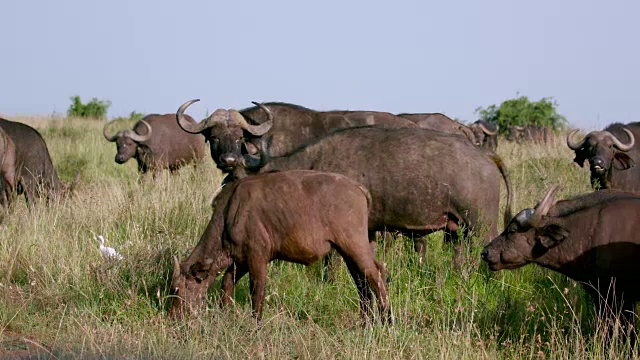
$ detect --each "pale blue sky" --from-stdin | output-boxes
[1,1,638,129]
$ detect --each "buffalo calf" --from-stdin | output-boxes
[170,170,390,323]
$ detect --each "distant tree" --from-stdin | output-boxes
[67,96,111,119]
[475,96,568,133]
[128,111,145,122]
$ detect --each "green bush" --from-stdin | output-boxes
[111,111,146,125]
[67,95,111,119]
[476,96,568,133]
[128,111,145,123]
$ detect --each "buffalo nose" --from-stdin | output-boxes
[220,154,237,166]
[481,248,489,261]
[593,158,605,167]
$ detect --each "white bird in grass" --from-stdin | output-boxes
[97,235,123,261]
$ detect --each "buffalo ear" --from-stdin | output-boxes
[613,152,635,170]
[243,142,259,155]
[537,224,569,249]
[189,261,212,283]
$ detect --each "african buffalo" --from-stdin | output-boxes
[0,117,74,205]
[247,126,513,265]
[0,127,16,211]
[104,114,207,176]
[482,186,640,346]
[566,123,639,191]
[176,100,417,181]
[170,170,389,322]
[469,120,499,150]
[507,125,553,144]
[397,113,477,143]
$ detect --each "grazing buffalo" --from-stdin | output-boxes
[170,170,389,322]
[469,120,499,150]
[176,100,416,181]
[247,126,513,265]
[506,125,553,144]
[0,117,74,205]
[566,123,639,191]
[397,113,477,143]
[482,186,640,346]
[0,127,16,210]
[104,114,207,176]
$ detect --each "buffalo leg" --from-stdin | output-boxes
[372,259,391,322]
[342,253,390,324]
[414,238,426,263]
[248,260,268,321]
[444,228,463,268]
[321,232,380,282]
[220,262,249,306]
[343,258,373,323]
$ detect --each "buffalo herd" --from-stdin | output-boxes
[1,102,639,346]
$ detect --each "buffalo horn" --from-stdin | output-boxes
[514,125,526,131]
[103,119,120,142]
[526,185,560,228]
[566,129,587,150]
[176,99,215,134]
[128,120,152,142]
[233,101,274,136]
[608,128,635,152]
[478,122,498,135]
[172,256,181,282]
[458,126,476,143]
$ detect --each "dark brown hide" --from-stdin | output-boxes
[170,170,389,322]
[482,188,640,346]
[105,114,207,176]
[566,122,639,191]
[254,127,513,263]
[0,117,65,205]
[0,127,16,212]
[397,113,476,144]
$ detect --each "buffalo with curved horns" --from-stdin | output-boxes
[482,186,640,348]
[566,122,638,191]
[104,114,207,176]
[469,120,499,150]
[176,100,417,181]
[507,125,553,144]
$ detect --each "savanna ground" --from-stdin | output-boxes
[0,116,635,359]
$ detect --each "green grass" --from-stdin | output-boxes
[0,118,634,359]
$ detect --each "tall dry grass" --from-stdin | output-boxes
[0,117,635,359]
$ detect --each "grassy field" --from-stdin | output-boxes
[0,116,635,359]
